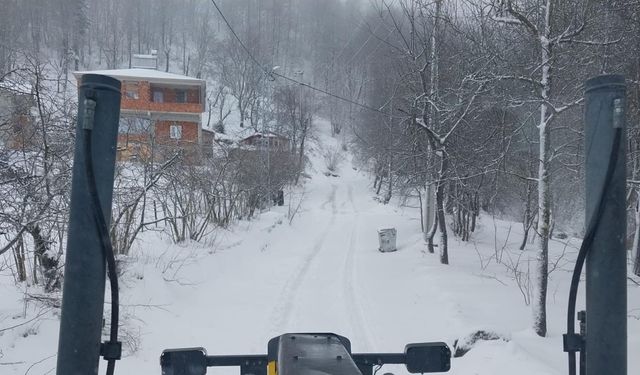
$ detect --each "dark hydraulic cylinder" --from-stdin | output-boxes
[584,74,627,375]
[56,74,121,375]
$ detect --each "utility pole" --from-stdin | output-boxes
[56,74,121,375]
[583,74,627,375]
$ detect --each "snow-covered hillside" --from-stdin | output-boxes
[1,119,638,375]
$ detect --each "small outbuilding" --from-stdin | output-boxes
[239,132,290,152]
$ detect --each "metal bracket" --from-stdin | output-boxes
[83,97,97,130]
[563,333,584,353]
[100,341,122,361]
[613,98,624,128]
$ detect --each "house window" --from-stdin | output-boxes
[153,90,164,103]
[124,83,139,99]
[170,124,182,139]
[175,89,187,103]
[126,90,139,99]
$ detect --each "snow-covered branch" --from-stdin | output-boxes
[442,82,487,144]
[414,116,443,145]
[492,75,543,88]
[492,5,539,37]
[558,37,622,46]
[548,97,584,114]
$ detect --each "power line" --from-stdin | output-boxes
[355,25,397,67]
[329,18,367,67]
[208,0,271,76]
[320,0,396,92]
[208,0,390,117]
[345,20,384,68]
[271,71,388,115]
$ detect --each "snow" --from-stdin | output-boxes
[72,68,205,85]
[213,131,237,144]
[244,132,284,139]
[1,118,639,375]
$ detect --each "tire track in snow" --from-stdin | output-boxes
[320,184,337,211]
[342,186,375,350]
[347,185,357,213]
[343,219,375,350]
[332,185,337,215]
[270,185,337,332]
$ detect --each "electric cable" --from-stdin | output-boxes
[207,0,392,117]
[208,0,269,76]
[565,126,622,375]
[344,19,384,68]
[270,71,389,115]
[83,128,120,375]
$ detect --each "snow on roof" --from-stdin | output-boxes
[242,132,288,141]
[215,132,237,142]
[133,53,157,59]
[73,68,204,86]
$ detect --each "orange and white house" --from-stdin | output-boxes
[74,65,211,161]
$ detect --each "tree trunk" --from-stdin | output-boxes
[294,120,308,185]
[427,0,443,259]
[429,0,441,130]
[633,189,640,277]
[533,2,553,336]
[27,224,61,292]
[520,225,530,251]
[436,182,448,264]
[418,188,424,232]
[384,159,392,204]
[423,182,436,243]
[463,206,470,242]
[12,236,27,282]
[520,181,534,250]
[436,152,448,264]
[427,212,438,254]
[470,192,478,233]
[634,241,640,277]
[455,202,462,236]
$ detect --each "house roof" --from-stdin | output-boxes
[73,68,205,87]
[241,132,289,142]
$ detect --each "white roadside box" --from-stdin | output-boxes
[378,228,397,252]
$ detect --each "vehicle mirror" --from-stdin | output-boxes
[404,343,451,373]
[160,347,208,375]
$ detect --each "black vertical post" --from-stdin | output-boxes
[584,74,627,375]
[56,74,121,375]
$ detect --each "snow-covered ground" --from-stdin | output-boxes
[1,118,638,375]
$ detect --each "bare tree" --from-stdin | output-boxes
[214,37,264,129]
[0,55,74,291]
[489,0,606,337]
[273,84,315,183]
